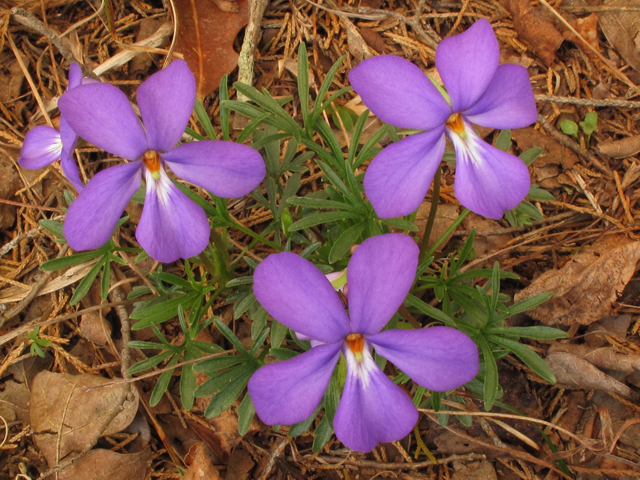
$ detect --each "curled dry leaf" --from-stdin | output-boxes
[174,0,249,99]
[599,0,640,74]
[514,236,640,326]
[56,449,151,480]
[597,135,640,159]
[30,371,139,467]
[548,342,640,374]
[546,352,632,397]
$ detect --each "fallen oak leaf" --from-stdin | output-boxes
[174,0,249,99]
[597,134,640,159]
[57,448,151,480]
[30,371,139,468]
[514,236,640,326]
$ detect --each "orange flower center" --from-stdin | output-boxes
[346,333,364,361]
[445,112,465,134]
[143,150,161,180]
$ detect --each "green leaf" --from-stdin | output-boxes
[487,335,556,383]
[478,336,498,411]
[194,99,216,140]
[381,217,419,232]
[287,196,357,211]
[195,355,244,376]
[237,394,256,436]
[100,261,110,301]
[298,43,310,124]
[507,292,553,316]
[250,306,269,340]
[204,367,254,418]
[219,74,230,141]
[495,129,512,152]
[70,256,107,306]
[329,222,366,263]
[519,147,543,167]
[484,326,567,340]
[153,272,193,289]
[405,294,456,327]
[312,414,334,453]
[234,290,258,320]
[527,184,555,201]
[579,112,597,136]
[560,119,578,138]
[215,318,249,355]
[270,348,299,361]
[289,211,360,231]
[39,219,65,239]
[128,350,175,376]
[271,320,288,349]
[196,366,243,397]
[40,250,103,271]
[130,291,200,330]
[150,355,179,407]
[180,350,198,411]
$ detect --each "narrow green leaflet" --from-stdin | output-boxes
[478,336,498,411]
[237,394,256,436]
[487,335,556,383]
[204,367,254,418]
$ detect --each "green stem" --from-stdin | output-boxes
[198,252,218,278]
[419,169,442,263]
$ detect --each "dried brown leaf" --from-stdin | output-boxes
[597,135,640,159]
[31,371,139,467]
[545,352,632,396]
[57,448,151,480]
[174,0,249,99]
[548,342,640,373]
[500,0,564,65]
[184,442,220,480]
[514,236,640,326]
[415,202,460,252]
[226,447,254,480]
[599,0,640,74]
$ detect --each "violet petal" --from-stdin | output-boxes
[464,64,537,129]
[64,162,142,251]
[136,169,210,263]
[363,127,446,219]
[369,326,479,391]
[449,122,530,219]
[136,60,196,152]
[334,346,418,452]
[349,55,450,130]
[347,234,419,335]
[59,116,83,192]
[436,19,499,112]
[67,63,83,90]
[162,140,265,197]
[254,253,351,343]
[248,343,341,425]
[18,126,62,169]
[58,83,147,161]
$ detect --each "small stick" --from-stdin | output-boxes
[236,0,270,102]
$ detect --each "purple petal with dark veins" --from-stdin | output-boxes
[58,83,147,161]
[136,169,210,263]
[136,59,196,152]
[436,19,499,112]
[464,64,537,129]
[449,123,530,219]
[18,126,62,169]
[363,127,446,219]
[162,140,265,197]
[347,234,419,335]
[254,253,350,343]
[369,326,479,391]
[64,162,142,251]
[334,347,418,452]
[349,55,451,130]
[248,343,341,425]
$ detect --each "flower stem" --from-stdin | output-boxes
[419,168,442,263]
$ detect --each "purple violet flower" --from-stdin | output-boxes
[57,59,265,263]
[19,63,94,192]
[349,19,537,220]
[248,233,479,452]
